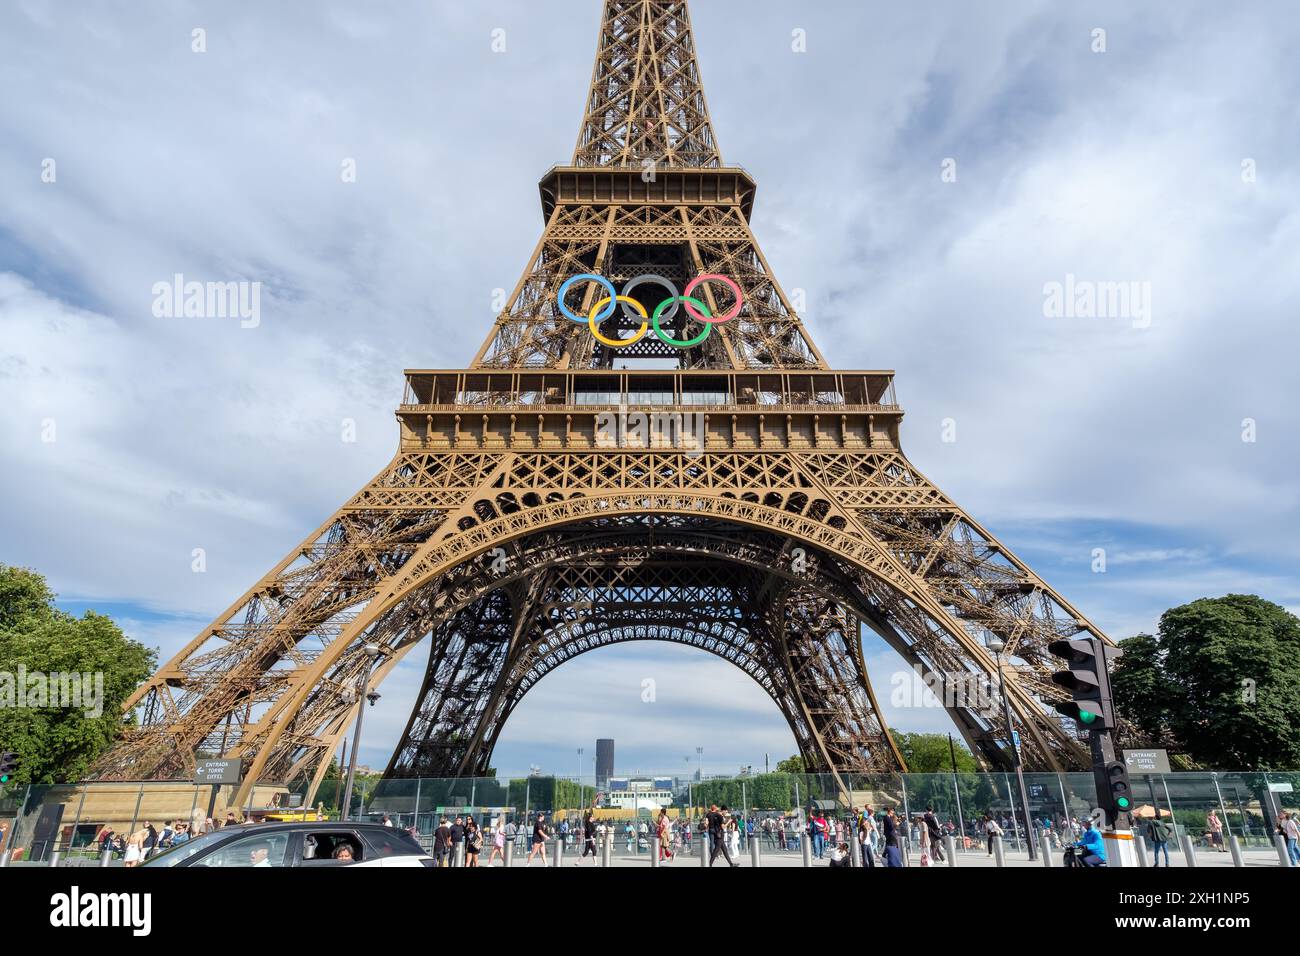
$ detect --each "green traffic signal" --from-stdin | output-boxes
[1078,709,1097,724]
[1116,796,1131,809]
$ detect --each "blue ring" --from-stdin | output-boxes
[557,273,617,323]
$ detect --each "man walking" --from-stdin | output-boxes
[707,804,738,867]
[882,807,904,867]
[1146,813,1171,867]
[433,817,452,867]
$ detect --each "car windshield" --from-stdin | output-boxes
[139,829,231,867]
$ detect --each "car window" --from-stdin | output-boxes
[362,828,422,858]
[139,829,229,867]
[300,831,363,863]
[195,832,291,868]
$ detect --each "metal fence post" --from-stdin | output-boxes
[552,835,563,868]
[100,845,113,867]
[945,835,957,866]
[650,837,659,868]
[48,850,61,868]
[751,833,762,868]
[454,842,465,868]
[1228,835,1243,868]
[801,832,812,867]
[1039,832,1053,866]
[1180,833,1198,868]
[504,836,514,868]
[1134,835,1149,868]
[992,834,1005,867]
[848,834,859,867]
[699,831,709,867]
[1275,834,1293,868]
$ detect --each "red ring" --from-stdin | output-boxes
[682,273,743,323]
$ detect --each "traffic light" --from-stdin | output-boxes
[0,751,17,785]
[1047,637,1119,730]
[1099,759,1133,816]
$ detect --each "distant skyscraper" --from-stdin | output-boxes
[596,738,614,789]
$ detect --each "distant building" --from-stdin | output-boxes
[596,738,614,789]
[604,778,673,812]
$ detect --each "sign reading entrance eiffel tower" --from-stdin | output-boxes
[91,0,1115,807]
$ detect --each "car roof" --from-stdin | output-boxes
[211,821,395,836]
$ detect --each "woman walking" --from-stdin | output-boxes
[656,808,674,863]
[464,817,482,868]
[487,818,507,866]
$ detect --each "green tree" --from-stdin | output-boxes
[775,754,806,774]
[1112,594,1300,769]
[0,565,156,784]
[889,732,979,773]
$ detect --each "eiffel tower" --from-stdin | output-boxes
[91,0,1114,807]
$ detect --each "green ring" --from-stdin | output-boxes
[652,295,713,347]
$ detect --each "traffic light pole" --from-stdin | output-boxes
[993,650,1037,861]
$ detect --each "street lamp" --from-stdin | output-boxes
[341,643,383,822]
[986,635,1036,861]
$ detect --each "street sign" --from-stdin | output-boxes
[194,759,241,785]
[1122,749,1171,774]
[1268,782,1294,793]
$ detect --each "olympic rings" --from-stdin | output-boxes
[620,274,679,323]
[560,272,743,347]
[652,296,712,348]
[588,295,649,347]
[683,273,742,323]
[558,273,617,323]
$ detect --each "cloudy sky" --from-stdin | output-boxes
[2,0,1297,780]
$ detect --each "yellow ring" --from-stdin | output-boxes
[588,295,648,347]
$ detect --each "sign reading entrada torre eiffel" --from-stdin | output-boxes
[91,0,1117,807]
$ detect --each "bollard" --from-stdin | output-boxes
[0,848,9,869]
[801,835,812,867]
[945,835,957,867]
[1039,833,1053,867]
[454,842,465,868]
[699,832,709,867]
[649,836,659,868]
[1275,834,1293,868]
[552,836,563,868]
[1228,835,1244,868]
[48,850,61,868]
[1180,834,1198,868]
[604,831,613,868]
[1134,837,1149,868]
[751,833,762,868]
[100,846,114,868]
[848,836,859,868]
[504,837,515,868]
[992,834,1005,868]
[901,840,910,868]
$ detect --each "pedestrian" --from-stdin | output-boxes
[464,816,482,867]
[882,807,903,867]
[707,804,737,867]
[381,814,393,828]
[577,808,598,865]
[1207,810,1226,852]
[809,808,827,860]
[858,806,877,867]
[982,813,1002,855]
[1281,811,1300,865]
[1145,812,1171,867]
[449,815,465,866]
[124,825,148,867]
[923,806,945,863]
[488,817,507,866]
[526,813,549,866]
[433,817,452,867]
[828,842,851,868]
[656,808,674,863]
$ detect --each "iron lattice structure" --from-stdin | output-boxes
[91,0,1114,805]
